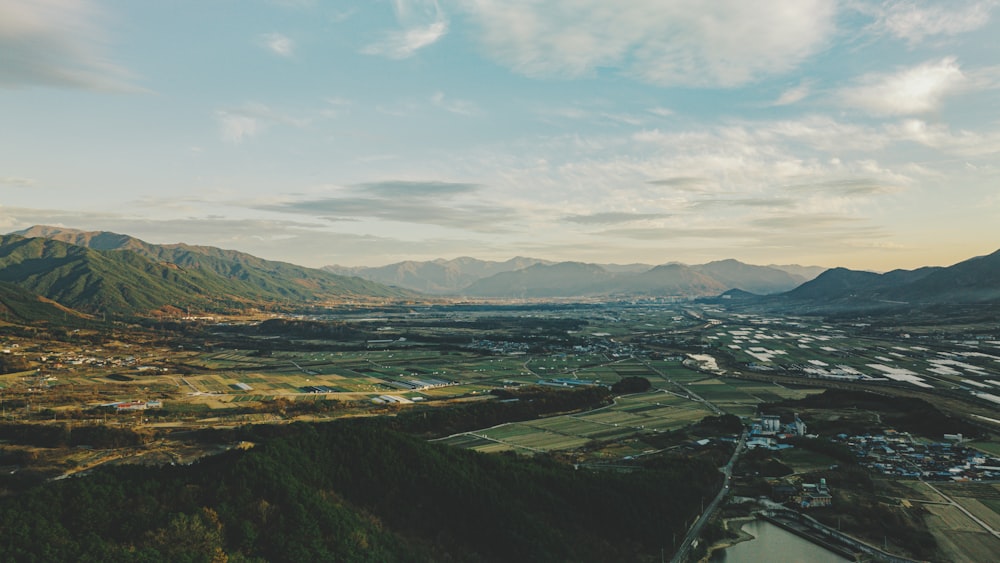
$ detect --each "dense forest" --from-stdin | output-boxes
[0,417,720,562]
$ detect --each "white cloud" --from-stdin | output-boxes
[363,1,447,59]
[773,80,814,106]
[888,119,1000,156]
[839,57,966,115]
[0,0,136,90]
[214,102,311,143]
[261,32,294,57]
[430,92,479,115]
[216,112,258,144]
[864,0,994,45]
[0,177,36,187]
[457,0,836,87]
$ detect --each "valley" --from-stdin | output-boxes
[3,294,1000,561]
[1,230,999,561]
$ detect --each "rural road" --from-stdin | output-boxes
[670,429,746,562]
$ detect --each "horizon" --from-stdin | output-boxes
[2,2,999,271]
[12,222,995,274]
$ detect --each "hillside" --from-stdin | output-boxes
[720,248,1000,313]
[11,227,413,312]
[888,249,1000,303]
[1,231,411,316]
[0,281,91,326]
[0,419,718,562]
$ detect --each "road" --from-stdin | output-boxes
[670,430,746,563]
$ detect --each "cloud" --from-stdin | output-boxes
[355,180,480,197]
[691,198,797,210]
[0,0,137,90]
[216,112,258,143]
[563,211,669,224]
[773,80,813,106]
[599,226,749,241]
[887,119,1000,156]
[784,178,903,196]
[646,177,713,192]
[363,1,447,59]
[261,32,294,57]
[839,57,966,115]
[430,91,479,115]
[0,177,36,187]
[750,213,866,229]
[457,0,836,87]
[214,102,311,143]
[262,180,517,232]
[864,0,994,45]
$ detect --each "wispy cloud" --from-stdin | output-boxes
[430,91,479,115]
[887,119,1000,156]
[214,102,311,143]
[0,177,36,187]
[363,1,447,59]
[563,211,669,224]
[646,177,713,192]
[458,0,836,87]
[261,180,517,232]
[261,32,295,57]
[863,0,994,45]
[839,57,966,115]
[0,0,137,90]
[772,80,814,106]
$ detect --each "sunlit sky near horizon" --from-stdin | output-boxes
[2,0,999,270]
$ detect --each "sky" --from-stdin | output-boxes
[1,0,999,271]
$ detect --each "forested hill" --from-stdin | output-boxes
[0,231,412,317]
[0,418,719,562]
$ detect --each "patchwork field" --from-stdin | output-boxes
[437,390,716,455]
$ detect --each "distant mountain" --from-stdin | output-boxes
[459,259,799,298]
[612,264,727,296]
[324,256,552,294]
[724,249,1000,312]
[766,264,827,282]
[5,227,413,315]
[887,249,1000,303]
[332,254,812,298]
[692,259,803,294]
[461,262,616,297]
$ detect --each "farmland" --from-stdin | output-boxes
[3,299,1000,563]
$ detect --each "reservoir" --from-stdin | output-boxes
[710,519,851,563]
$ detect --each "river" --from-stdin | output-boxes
[709,519,851,563]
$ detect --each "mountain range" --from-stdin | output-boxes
[326,257,825,298]
[707,248,1000,312]
[4,225,996,321]
[1,227,412,317]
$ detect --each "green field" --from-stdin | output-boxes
[442,390,717,455]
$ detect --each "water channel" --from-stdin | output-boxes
[709,519,851,562]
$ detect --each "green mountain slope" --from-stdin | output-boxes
[0,281,91,325]
[11,227,414,310]
[1,231,412,316]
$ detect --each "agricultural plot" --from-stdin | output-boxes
[706,315,1000,407]
[446,391,714,455]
